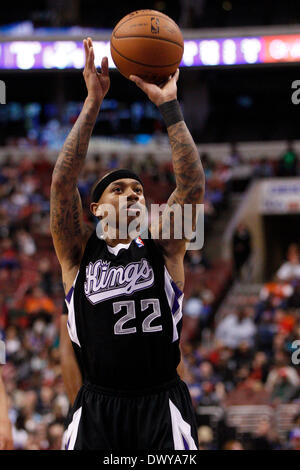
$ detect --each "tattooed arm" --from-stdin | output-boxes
[50,38,110,291]
[162,117,205,255]
[60,315,82,404]
[130,71,205,288]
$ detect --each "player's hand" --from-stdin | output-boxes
[0,419,13,450]
[129,69,179,107]
[83,38,110,105]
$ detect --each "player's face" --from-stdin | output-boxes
[92,178,146,228]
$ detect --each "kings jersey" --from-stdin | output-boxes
[65,231,183,390]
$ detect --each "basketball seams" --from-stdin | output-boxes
[110,42,181,68]
[113,12,179,37]
[112,35,184,49]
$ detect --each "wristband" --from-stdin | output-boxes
[158,99,184,128]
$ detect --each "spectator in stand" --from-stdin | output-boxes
[276,244,300,282]
[12,410,29,450]
[233,340,255,369]
[0,238,20,272]
[278,142,298,177]
[253,157,274,178]
[223,440,244,450]
[227,142,243,167]
[215,307,257,349]
[288,428,300,450]
[37,258,54,296]
[21,287,56,324]
[265,351,300,403]
[232,222,252,278]
[273,308,296,335]
[287,282,300,308]
[184,289,201,315]
[187,283,214,318]
[77,161,98,202]
[33,153,53,181]
[197,426,214,450]
[162,159,175,186]
[15,229,37,257]
[200,152,230,227]
[182,285,214,342]
[0,207,10,239]
[198,361,216,381]
[5,326,21,360]
[37,386,54,418]
[185,249,210,272]
[248,351,269,384]
[211,344,236,386]
[198,381,224,406]
[123,154,140,174]
[286,414,300,449]
[251,417,281,450]
[47,422,64,450]
[107,153,119,170]
[224,363,270,406]
[10,189,30,216]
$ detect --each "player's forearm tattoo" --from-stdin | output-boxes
[174,280,184,291]
[50,99,99,265]
[52,98,100,188]
[167,121,205,205]
[50,190,83,265]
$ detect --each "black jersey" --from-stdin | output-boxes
[61,299,84,379]
[65,231,183,390]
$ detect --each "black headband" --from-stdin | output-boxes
[92,169,144,202]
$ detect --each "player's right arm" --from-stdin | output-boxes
[50,38,110,292]
[60,314,83,405]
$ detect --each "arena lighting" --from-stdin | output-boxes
[1,34,300,69]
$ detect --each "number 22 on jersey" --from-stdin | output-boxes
[113,299,163,335]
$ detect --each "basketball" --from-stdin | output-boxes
[110,9,184,84]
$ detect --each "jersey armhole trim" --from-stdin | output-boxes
[164,267,184,297]
[65,270,80,303]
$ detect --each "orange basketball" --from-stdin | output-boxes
[110,9,184,85]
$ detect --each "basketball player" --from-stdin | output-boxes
[50,37,204,450]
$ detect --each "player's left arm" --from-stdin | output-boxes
[176,343,187,380]
[130,71,205,287]
[60,315,83,405]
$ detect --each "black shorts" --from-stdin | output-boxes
[63,375,199,450]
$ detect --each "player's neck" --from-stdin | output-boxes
[99,222,141,247]
[104,235,134,248]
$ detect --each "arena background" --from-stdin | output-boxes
[1,0,300,451]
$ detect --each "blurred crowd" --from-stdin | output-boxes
[1,147,300,450]
[182,241,300,450]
